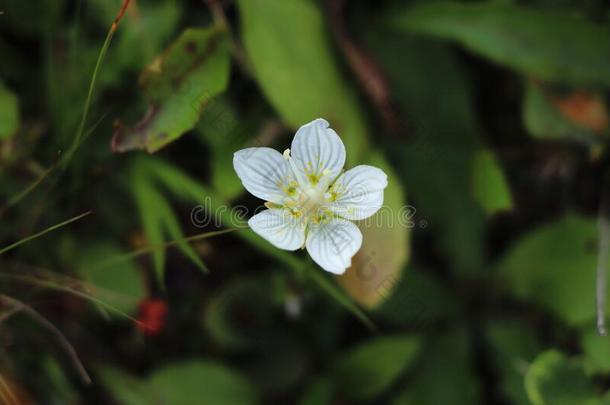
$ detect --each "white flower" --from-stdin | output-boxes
[233,118,388,274]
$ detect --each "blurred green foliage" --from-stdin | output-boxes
[2,0,610,404]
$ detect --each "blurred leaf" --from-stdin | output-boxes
[90,0,182,85]
[244,332,310,395]
[390,2,610,87]
[98,366,150,405]
[525,350,595,405]
[130,160,207,285]
[374,266,455,327]
[497,214,605,326]
[368,28,485,274]
[146,361,258,405]
[299,376,334,405]
[523,81,588,140]
[485,320,541,404]
[339,151,410,308]
[101,362,258,405]
[2,0,63,37]
[0,81,19,139]
[580,326,610,374]
[334,335,421,401]
[238,0,368,159]
[523,81,607,141]
[196,96,252,200]
[113,27,231,153]
[391,331,480,405]
[204,277,276,350]
[44,358,77,405]
[78,241,145,313]
[472,149,513,216]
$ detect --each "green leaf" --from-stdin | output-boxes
[77,241,146,313]
[367,28,485,275]
[299,376,334,405]
[497,214,606,326]
[146,362,258,405]
[580,326,610,374]
[472,149,513,216]
[196,96,253,201]
[391,331,480,405]
[485,320,541,405]
[525,350,595,405]
[389,2,610,87]
[101,362,258,405]
[237,0,368,159]
[523,81,603,141]
[374,266,455,327]
[112,27,231,153]
[130,160,207,285]
[98,367,151,405]
[334,335,421,401]
[0,81,19,139]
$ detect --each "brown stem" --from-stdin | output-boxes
[204,0,253,76]
[0,295,91,385]
[325,0,405,137]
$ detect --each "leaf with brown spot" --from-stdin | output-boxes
[112,27,231,153]
[551,91,608,134]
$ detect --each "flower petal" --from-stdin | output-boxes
[290,118,346,189]
[248,209,306,251]
[233,147,292,204]
[328,165,388,220]
[306,218,362,274]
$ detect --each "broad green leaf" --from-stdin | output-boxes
[339,151,410,308]
[367,28,485,275]
[78,241,145,313]
[100,362,258,405]
[524,81,607,141]
[525,350,595,405]
[391,331,480,405]
[472,149,513,215]
[146,362,258,405]
[299,376,334,405]
[485,320,541,405]
[0,82,19,139]
[389,2,610,87]
[374,266,455,327]
[497,214,607,326]
[113,27,231,153]
[237,0,368,159]
[580,326,610,374]
[334,335,421,401]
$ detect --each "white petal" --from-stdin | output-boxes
[248,209,306,251]
[306,218,362,274]
[328,165,388,220]
[233,147,292,204]
[290,118,346,189]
